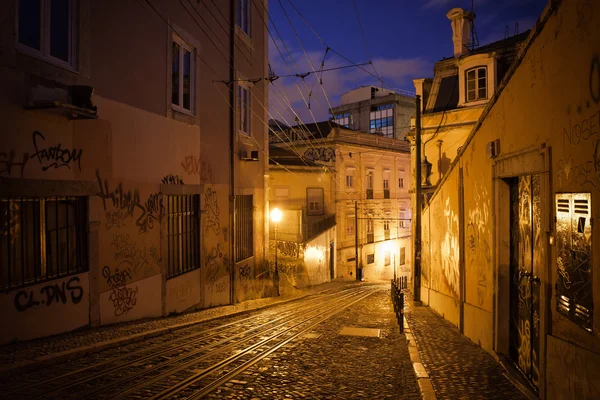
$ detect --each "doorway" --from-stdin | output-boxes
[508,175,541,391]
[329,241,335,279]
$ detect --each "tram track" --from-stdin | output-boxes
[3,285,378,400]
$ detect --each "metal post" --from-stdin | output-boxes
[355,200,359,281]
[274,224,279,296]
[414,95,422,303]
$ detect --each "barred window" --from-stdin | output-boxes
[235,195,253,262]
[1,197,88,291]
[167,195,200,279]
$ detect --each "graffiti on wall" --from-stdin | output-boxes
[96,171,165,233]
[440,197,459,299]
[181,155,213,183]
[205,243,229,293]
[238,263,251,295]
[103,264,138,316]
[204,188,221,235]
[303,147,336,162]
[466,177,491,307]
[13,276,84,312]
[1,131,83,178]
[169,280,195,301]
[277,241,299,258]
[111,233,157,277]
[161,173,184,185]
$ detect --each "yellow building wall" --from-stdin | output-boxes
[423,1,600,397]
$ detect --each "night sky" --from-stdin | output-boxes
[267,0,548,124]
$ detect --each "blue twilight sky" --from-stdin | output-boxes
[266,0,548,125]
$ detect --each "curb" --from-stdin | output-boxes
[0,284,349,378]
[405,304,437,400]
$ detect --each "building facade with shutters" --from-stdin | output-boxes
[413,2,600,399]
[269,122,412,285]
[0,0,270,344]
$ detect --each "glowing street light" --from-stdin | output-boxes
[271,207,282,296]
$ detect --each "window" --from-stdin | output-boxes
[345,175,353,188]
[238,84,251,135]
[307,188,324,216]
[167,195,200,279]
[399,177,404,189]
[345,215,355,237]
[235,195,254,262]
[366,218,374,243]
[17,0,77,69]
[383,220,390,231]
[400,247,406,265]
[1,197,88,290]
[366,170,374,199]
[369,104,394,137]
[172,35,194,113]
[237,0,251,37]
[334,112,352,128]
[367,253,375,264]
[466,66,487,102]
[383,176,390,199]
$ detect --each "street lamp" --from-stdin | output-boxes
[271,207,282,296]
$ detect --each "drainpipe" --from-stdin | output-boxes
[413,95,422,303]
[229,0,236,304]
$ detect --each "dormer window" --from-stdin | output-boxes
[466,66,487,101]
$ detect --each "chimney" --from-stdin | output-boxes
[446,8,473,57]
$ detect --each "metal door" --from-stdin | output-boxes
[329,241,335,279]
[509,175,541,391]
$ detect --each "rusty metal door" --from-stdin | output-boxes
[509,175,541,391]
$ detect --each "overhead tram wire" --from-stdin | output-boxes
[351,0,383,88]
[139,0,306,178]
[173,0,321,166]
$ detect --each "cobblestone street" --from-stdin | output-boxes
[0,282,531,399]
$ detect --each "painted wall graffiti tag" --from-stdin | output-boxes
[277,241,299,258]
[96,171,165,233]
[161,173,184,185]
[103,264,138,316]
[556,151,600,188]
[14,276,83,312]
[205,244,229,292]
[563,110,599,146]
[111,233,155,276]
[31,131,83,171]
[238,263,251,294]
[204,188,221,235]
[169,280,194,300]
[303,147,336,162]
[0,150,29,177]
[181,155,213,183]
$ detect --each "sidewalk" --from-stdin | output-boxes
[403,290,530,400]
[0,279,354,378]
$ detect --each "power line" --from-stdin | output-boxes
[351,0,383,88]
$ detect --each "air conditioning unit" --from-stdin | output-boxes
[239,149,259,161]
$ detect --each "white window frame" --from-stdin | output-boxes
[238,83,251,135]
[366,170,374,190]
[171,34,195,115]
[16,0,78,71]
[237,0,251,38]
[306,187,324,216]
[466,66,487,102]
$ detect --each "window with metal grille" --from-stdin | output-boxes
[306,188,324,216]
[367,253,374,264]
[166,195,200,279]
[1,197,88,291]
[555,193,593,332]
[235,195,254,262]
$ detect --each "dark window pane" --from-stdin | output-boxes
[478,77,486,88]
[478,87,486,99]
[19,0,41,50]
[478,68,486,79]
[467,69,475,80]
[50,0,70,62]
[183,49,191,110]
[172,41,180,106]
